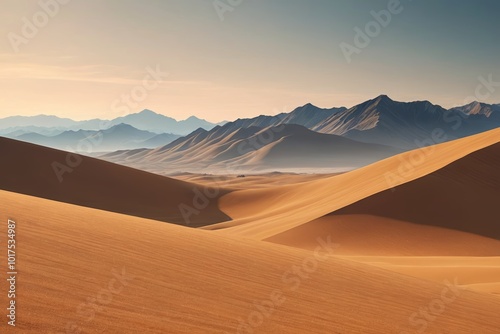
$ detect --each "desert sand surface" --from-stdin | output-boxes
[339,256,500,295]
[266,214,500,256]
[265,214,500,295]
[173,172,339,190]
[2,189,500,333]
[0,136,230,227]
[207,128,500,298]
[1,127,499,332]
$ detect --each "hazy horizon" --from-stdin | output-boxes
[0,93,498,123]
[2,0,500,122]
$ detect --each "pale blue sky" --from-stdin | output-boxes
[1,0,499,121]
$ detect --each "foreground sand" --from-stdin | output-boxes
[1,128,499,332]
[1,190,500,333]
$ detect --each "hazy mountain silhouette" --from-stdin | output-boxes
[101,123,401,174]
[15,124,180,152]
[0,110,221,136]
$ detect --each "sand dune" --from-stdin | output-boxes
[265,214,500,256]
[339,256,500,295]
[329,142,500,239]
[0,136,230,227]
[208,128,500,240]
[2,189,500,333]
[173,172,340,190]
[2,119,499,333]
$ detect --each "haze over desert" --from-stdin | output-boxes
[2,1,500,333]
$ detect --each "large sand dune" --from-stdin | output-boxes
[0,137,230,227]
[2,189,500,333]
[263,141,500,252]
[209,128,500,240]
[328,142,500,239]
[266,214,500,256]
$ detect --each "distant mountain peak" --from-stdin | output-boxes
[110,123,136,130]
[138,109,158,115]
[374,94,393,103]
[466,101,482,107]
[183,115,206,122]
[191,127,210,135]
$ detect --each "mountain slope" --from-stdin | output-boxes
[313,95,500,149]
[277,103,347,128]
[220,124,401,170]
[101,124,401,174]
[14,124,165,152]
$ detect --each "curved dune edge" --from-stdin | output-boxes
[264,214,500,256]
[326,142,500,240]
[338,255,500,295]
[208,128,500,240]
[0,136,231,227]
[2,190,500,333]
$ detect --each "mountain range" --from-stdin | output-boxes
[99,95,499,173]
[2,95,499,172]
[102,123,401,174]
[7,124,181,152]
[220,95,500,150]
[0,109,223,136]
